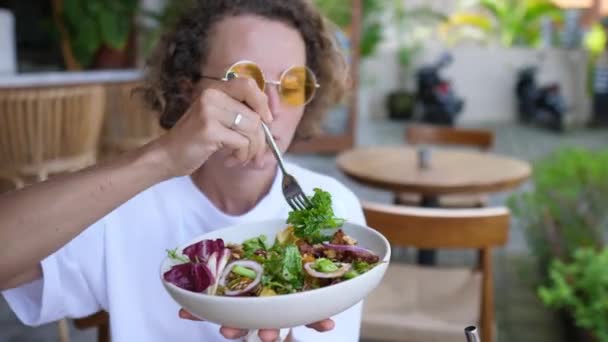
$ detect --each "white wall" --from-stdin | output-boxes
[358,0,592,125]
[361,44,591,125]
[0,9,17,74]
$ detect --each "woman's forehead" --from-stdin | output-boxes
[205,15,306,76]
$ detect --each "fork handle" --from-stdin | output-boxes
[261,122,288,175]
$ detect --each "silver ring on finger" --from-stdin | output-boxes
[231,112,243,130]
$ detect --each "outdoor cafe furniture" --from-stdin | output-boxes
[361,201,510,342]
[396,124,495,209]
[336,145,531,264]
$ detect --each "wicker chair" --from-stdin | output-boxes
[0,85,106,184]
[100,81,164,157]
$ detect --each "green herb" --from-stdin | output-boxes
[314,258,339,273]
[282,245,304,286]
[354,261,372,274]
[258,243,305,294]
[166,248,189,263]
[232,265,257,279]
[344,270,359,279]
[287,188,345,244]
[242,235,268,257]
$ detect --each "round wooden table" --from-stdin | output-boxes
[336,146,532,196]
[337,145,532,265]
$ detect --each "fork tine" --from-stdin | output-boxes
[294,195,308,210]
[286,198,299,211]
[301,194,313,208]
[293,197,306,211]
[295,194,309,209]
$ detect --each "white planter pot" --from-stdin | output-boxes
[0,9,17,74]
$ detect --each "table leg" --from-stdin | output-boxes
[417,196,440,265]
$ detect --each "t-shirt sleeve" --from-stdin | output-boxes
[2,219,107,326]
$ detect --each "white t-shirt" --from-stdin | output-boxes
[2,162,366,342]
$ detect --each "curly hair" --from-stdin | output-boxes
[140,0,348,140]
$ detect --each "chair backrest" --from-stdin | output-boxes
[362,201,509,342]
[405,124,494,151]
[363,201,509,249]
[101,81,165,153]
[0,85,106,181]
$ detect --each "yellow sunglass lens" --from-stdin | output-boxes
[280,66,317,106]
[226,62,265,91]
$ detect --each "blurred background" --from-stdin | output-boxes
[0,0,607,341]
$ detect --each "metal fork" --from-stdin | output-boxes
[260,122,313,211]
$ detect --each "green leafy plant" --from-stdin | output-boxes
[539,247,608,341]
[508,147,608,269]
[314,0,386,58]
[508,147,608,338]
[139,0,196,56]
[58,0,139,68]
[440,0,563,47]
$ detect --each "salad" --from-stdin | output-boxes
[163,188,380,297]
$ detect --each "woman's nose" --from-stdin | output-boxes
[265,85,282,117]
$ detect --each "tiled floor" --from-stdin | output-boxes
[2,115,607,341]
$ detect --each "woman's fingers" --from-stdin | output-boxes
[305,319,335,332]
[179,308,332,341]
[207,92,267,165]
[219,326,249,339]
[257,329,280,342]
[211,77,273,124]
[178,309,202,321]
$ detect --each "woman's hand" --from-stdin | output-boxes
[152,77,273,179]
[178,309,335,341]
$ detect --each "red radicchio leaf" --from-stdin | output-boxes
[183,239,225,263]
[164,261,215,293]
[192,262,214,292]
[163,263,195,291]
[166,239,229,294]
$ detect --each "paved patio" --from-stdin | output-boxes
[2,115,607,341]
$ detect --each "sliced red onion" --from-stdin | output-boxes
[219,260,263,296]
[304,262,351,278]
[322,243,378,259]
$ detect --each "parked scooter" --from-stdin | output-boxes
[515,66,567,131]
[414,52,464,126]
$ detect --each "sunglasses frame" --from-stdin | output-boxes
[198,60,321,106]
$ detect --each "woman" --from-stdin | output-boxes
[0,0,365,341]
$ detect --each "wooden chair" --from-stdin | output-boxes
[0,85,106,184]
[396,124,495,208]
[73,311,110,342]
[361,201,509,342]
[100,81,165,157]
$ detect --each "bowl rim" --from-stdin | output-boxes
[159,218,391,303]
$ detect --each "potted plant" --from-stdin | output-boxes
[385,2,446,120]
[314,0,385,59]
[507,147,608,340]
[539,247,608,342]
[439,0,564,48]
[51,0,139,70]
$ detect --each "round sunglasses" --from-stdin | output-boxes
[196,60,320,106]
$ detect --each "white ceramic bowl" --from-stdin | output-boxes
[160,219,390,329]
